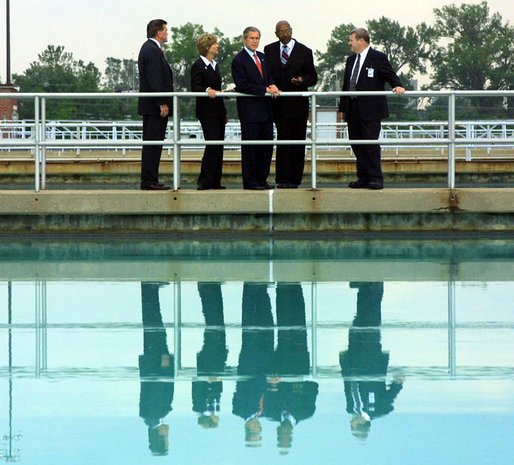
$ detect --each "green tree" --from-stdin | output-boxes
[103,57,139,119]
[165,22,205,119]
[429,1,514,117]
[13,45,102,119]
[315,23,355,92]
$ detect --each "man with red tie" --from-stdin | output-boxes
[232,27,281,190]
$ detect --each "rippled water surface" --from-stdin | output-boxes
[1,237,513,464]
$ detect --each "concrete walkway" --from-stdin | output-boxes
[0,187,512,233]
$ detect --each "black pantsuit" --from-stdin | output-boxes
[191,57,227,189]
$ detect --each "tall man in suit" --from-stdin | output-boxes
[138,19,174,190]
[338,28,405,190]
[232,27,281,190]
[264,21,318,188]
[340,282,404,440]
[139,282,174,455]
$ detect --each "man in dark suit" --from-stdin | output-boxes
[138,19,174,190]
[338,28,405,190]
[190,33,227,190]
[232,26,281,190]
[264,21,318,188]
[139,282,174,455]
[340,282,404,440]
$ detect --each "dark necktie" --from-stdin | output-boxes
[281,45,289,66]
[349,54,361,91]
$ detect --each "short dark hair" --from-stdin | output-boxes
[147,19,167,39]
[351,28,370,44]
[243,26,261,39]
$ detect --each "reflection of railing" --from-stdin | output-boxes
[1,90,514,191]
[21,279,474,379]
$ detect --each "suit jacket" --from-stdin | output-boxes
[231,49,273,123]
[264,40,318,119]
[138,39,174,115]
[190,57,227,120]
[338,47,402,121]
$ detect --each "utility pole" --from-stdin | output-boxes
[5,0,11,84]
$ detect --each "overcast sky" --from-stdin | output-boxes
[1,0,513,79]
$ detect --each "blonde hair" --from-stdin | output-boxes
[196,33,218,56]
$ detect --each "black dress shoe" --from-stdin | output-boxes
[348,180,368,189]
[197,184,210,190]
[368,181,384,190]
[261,183,275,189]
[244,185,266,190]
[141,183,170,190]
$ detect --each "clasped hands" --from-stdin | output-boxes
[266,84,281,98]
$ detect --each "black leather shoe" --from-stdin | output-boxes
[277,183,299,189]
[244,185,266,190]
[348,180,368,189]
[368,181,384,190]
[262,183,275,189]
[197,184,210,190]
[141,183,170,190]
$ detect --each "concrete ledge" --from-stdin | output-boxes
[0,188,512,232]
[0,188,511,214]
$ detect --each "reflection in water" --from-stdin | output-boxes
[233,283,275,447]
[232,283,319,452]
[266,284,318,454]
[139,282,174,455]
[340,282,404,440]
[192,283,229,428]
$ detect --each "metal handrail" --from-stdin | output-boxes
[1,90,513,191]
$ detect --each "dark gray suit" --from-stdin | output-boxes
[138,39,174,188]
[264,40,318,186]
[338,48,402,185]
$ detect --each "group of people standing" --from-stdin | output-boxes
[137,19,404,192]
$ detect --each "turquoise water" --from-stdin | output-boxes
[1,237,513,464]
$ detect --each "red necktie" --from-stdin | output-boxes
[253,53,264,78]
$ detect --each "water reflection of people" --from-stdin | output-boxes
[265,283,318,454]
[340,282,404,440]
[139,282,174,455]
[192,283,229,428]
[232,283,274,447]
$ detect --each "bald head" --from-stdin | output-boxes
[275,20,292,44]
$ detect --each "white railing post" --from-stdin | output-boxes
[41,97,47,189]
[310,94,317,190]
[34,96,40,192]
[448,92,456,189]
[173,94,180,191]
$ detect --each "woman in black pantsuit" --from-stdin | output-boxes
[190,33,228,190]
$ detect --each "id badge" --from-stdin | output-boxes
[367,67,374,78]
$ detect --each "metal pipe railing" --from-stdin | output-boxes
[1,90,513,191]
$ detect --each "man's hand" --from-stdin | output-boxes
[159,104,169,117]
[266,84,281,98]
[392,86,405,96]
